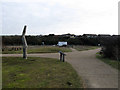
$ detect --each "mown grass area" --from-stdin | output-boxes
[2,57,83,88]
[96,53,120,71]
[73,45,99,51]
[2,46,72,54]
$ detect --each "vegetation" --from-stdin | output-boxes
[96,36,120,70]
[73,45,99,51]
[2,57,83,88]
[2,35,100,46]
[2,46,72,54]
[100,36,120,60]
[96,53,120,70]
[28,46,71,53]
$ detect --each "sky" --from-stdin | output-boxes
[1,0,119,35]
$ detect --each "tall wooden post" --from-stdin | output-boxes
[22,25,28,59]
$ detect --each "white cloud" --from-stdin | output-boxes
[1,0,119,35]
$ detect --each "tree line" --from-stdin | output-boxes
[2,35,120,60]
[2,35,100,46]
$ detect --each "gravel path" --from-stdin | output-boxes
[1,48,118,88]
[66,48,118,88]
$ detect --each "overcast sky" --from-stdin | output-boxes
[1,0,119,35]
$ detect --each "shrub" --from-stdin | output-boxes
[100,36,120,60]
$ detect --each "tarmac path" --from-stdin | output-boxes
[1,48,118,88]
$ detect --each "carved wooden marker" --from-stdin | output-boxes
[22,25,28,59]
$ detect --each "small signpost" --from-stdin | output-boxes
[22,25,28,59]
[59,51,66,62]
[59,51,62,61]
[62,53,66,62]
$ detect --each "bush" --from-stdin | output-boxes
[100,36,120,60]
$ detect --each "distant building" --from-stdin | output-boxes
[57,42,67,47]
[98,34,111,37]
[62,33,71,37]
[70,36,75,38]
[62,33,76,38]
[83,34,97,38]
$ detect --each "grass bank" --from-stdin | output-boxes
[73,45,99,51]
[2,46,72,54]
[96,53,120,71]
[2,57,83,88]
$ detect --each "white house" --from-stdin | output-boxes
[57,42,67,47]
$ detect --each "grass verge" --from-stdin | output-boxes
[96,53,120,71]
[2,46,72,54]
[73,45,99,51]
[2,57,83,88]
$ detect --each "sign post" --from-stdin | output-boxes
[59,51,66,62]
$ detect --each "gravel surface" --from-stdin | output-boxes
[66,48,118,88]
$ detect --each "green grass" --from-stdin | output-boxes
[73,45,99,51]
[2,57,83,88]
[96,53,120,71]
[2,46,72,54]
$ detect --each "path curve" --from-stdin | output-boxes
[66,48,118,88]
[1,48,118,88]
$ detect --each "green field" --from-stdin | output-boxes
[2,46,72,54]
[2,57,83,88]
[73,45,99,51]
[96,53,120,71]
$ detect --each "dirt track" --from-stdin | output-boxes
[1,48,118,88]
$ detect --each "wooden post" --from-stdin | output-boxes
[22,25,28,59]
[59,51,66,62]
[63,53,65,62]
[59,51,62,61]
[60,53,62,61]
